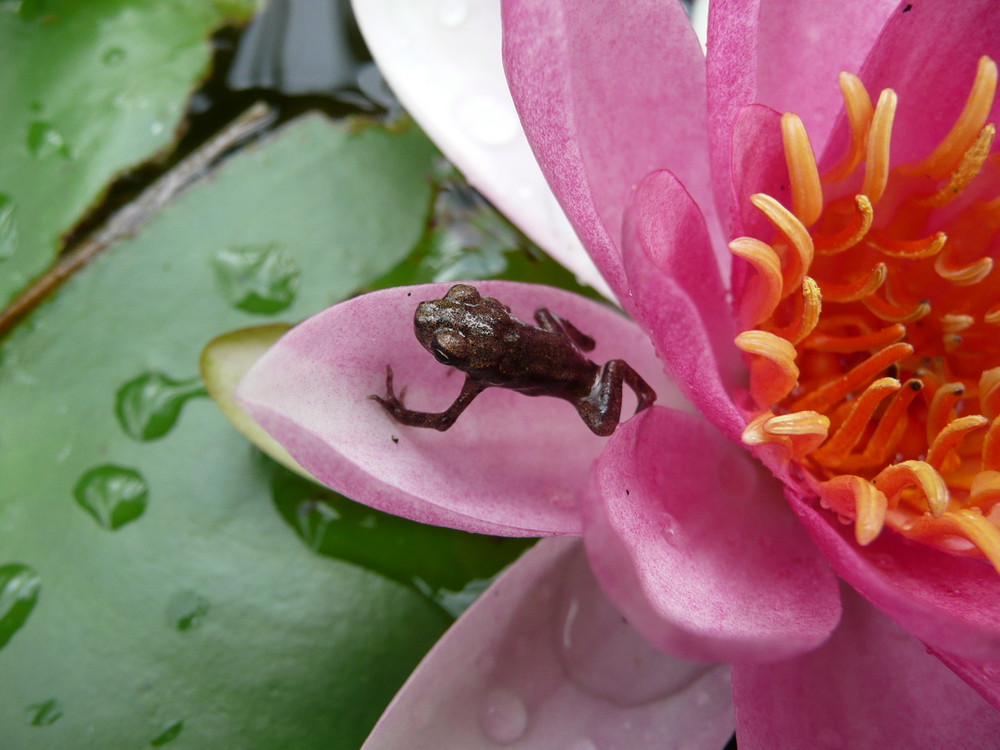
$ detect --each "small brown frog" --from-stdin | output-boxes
[370,284,656,436]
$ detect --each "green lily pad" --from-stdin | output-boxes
[0,114,485,749]
[0,0,261,306]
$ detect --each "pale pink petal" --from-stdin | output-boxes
[363,537,735,750]
[351,0,611,298]
[238,282,682,536]
[790,492,1000,661]
[502,0,719,296]
[732,583,1000,750]
[728,104,786,240]
[707,0,898,213]
[855,0,1000,165]
[584,406,842,663]
[930,649,1000,712]
[621,170,745,440]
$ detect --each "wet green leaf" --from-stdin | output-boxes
[0,0,261,306]
[0,115,473,749]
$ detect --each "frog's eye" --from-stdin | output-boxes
[445,284,481,304]
[431,329,468,365]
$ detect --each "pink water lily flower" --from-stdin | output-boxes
[239,0,1000,746]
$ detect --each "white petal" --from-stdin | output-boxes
[352,0,612,298]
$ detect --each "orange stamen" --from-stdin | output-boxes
[750,193,815,296]
[861,88,897,205]
[781,112,824,226]
[813,195,874,255]
[824,73,875,182]
[730,237,783,328]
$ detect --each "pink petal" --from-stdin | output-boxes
[732,583,1000,750]
[728,104,786,240]
[707,0,898,214]
[502,0,718,296]
[363,537,736,750]
[584,406,842,663]
[238,281,681,536]
[930,649,1000,712]
[854,0,1000,166]
[350,0,611,298]
[790,492,1000,661]
[621,170,745,440]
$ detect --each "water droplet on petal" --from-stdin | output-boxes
[166,591,209,632]
[102,46,126,66]
[455,95,520,147]
[150,720,184,746]
[658,511,679,544]
[115,371,206,441]
[437,0,466,27]
[26,120,71,159]
[25,698,62,726]
[0,194,18,262]
[0,564,41,650]
[73,465,148,530]
[212,243,300,314]
[479,688,528,744]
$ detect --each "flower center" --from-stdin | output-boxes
[734,57,1000,573]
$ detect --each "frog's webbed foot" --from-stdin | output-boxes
[534,308,596,352]
[576,360,656,436]
[370,367,488,431]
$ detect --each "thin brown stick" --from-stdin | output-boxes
[0,102,277,338]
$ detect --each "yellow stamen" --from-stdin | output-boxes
[762,411,830,460]
[934,251,993,286]
[781,112,824,226]
[903,509,1000,575]
[873,460,949,517]
[824,72,875,182]
[814,195,874,255]
[729,237,783,328]
[923,124,996,207]
[735,330,800,407]
[909,56,998,180]
[813,377,900,465]
[750,193,815,296]
[816,262,886,303]
[819,475,887,545]
[926,415,989,473]
[866,229,947,259]
[861,88,897,205]
[768,277,821,344]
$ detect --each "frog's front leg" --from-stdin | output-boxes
[534,308,596,352]
[575,360,657,436]
[370,365,488,431]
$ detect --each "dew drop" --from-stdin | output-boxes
[212,243,300,314]
[438,0,467,27]
[25,698,62,726]
[479,688,528,744]
[73,465,148,530]
[454,95,520,146]
[658,511,679,544]
[26,120,70,159]
[0,194,18,262]
[295,500,341,551]
[102,46,126,66]
[150,720,184,746]
[166,591,210,632]
[115,371,206,441]
[0,563,41,650]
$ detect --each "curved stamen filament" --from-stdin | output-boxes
[781,112,824,226]
[924,124,996,208]
[902,509,1000,575]
[969,471,1000,512]
[813,195,874,255]
[861,88,897,205]
[866,229,947,259]
[813,377,900,465]
[927,383,965,444]
[791,342,912,413]
[861,292,930,323]
[909,55,998,180]
[735,330,800,406]
[926,415,989,473]
[730,237,783,328]
[817,262,886,302]
[803,322,905,353]
[819,475,887,545]
[824,72,876,182]
[934,251,993,286]
[750,193,815,296]
[762,411,830,460]
[768,277,821,344]
[873,460,949,517]
[856,379,924,467]
[981,417,1000,470]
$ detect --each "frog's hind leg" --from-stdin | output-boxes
[534,308,595,352]
[370,367,488,431]
[575,360,657,436]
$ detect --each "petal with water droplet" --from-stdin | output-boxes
[361,537,734,750]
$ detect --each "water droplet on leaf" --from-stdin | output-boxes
[102,46,126,66]
[115,371,206,441]
[73,465,148,530]
[0,194,18,262]
[166,591,209,632]
[0,563,41,650]
[295,500,341,551]
[479,688,528,744]
[212,243,300,314]
[25,698,62,726]
[26,121,71,159]
[150,720,184,746]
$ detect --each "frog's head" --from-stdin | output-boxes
[413,284,509,369]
